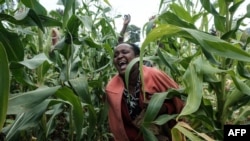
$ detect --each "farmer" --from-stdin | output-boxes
[105,42,184,141]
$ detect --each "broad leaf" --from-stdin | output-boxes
[8,86,60,114]
[140,126,158,141]
[0,13,62,27]
[61,0,76,27]
[0,43,10,131]
[153,114,177,125]
[141,24,250,63]
[237,61,250,79]
[18,53,52,69]
[14,8,45,32]
[5,99,63,140]
[144,90,176,123]
[159,11,196,29]
[55,87,84,141]
[179,57,203,117]
[10,66,36,87]
[170,3,193,23]
[21,0,47,15]
[68,77,91,104]
[173,122,214,141]
[45,104,63,137]
[0,23,24,62]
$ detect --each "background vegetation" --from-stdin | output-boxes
[0,0,250,140]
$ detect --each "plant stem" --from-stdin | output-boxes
[37,29,44,86]
[218,1,231,127]
[41,114,48,140]
[218,58,227,126]
[69,109,74,141]
[38,29,43,53]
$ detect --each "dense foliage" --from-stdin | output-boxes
[0,0,250,141]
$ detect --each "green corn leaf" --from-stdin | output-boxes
[0,23,24,62]
[8,86,60,114]
[144,91,173,123]
[159,11,196,29]
[45,104,63,137]
[153,114,178,125]
[141,24,250,63]
[179,59,203,117]
[5,99,63,140]
[0,43,10,131]
[21,0,47,15]
[170,3,193,23]
[55,87,84,141]
[62,0,76,28]
[68,77,91,104]
[17,53,52,69]
[14,8,45,32]
[237,61,250,79]
[140,125,158,141]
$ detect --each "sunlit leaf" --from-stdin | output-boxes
[200,0,226,32]
[173,122,214,141]
[218,0,226,15]
[159,11,196,29]
[170,3,193,23]
[79,15,93,31]
[178,57,203,117]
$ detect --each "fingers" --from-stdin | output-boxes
[126,14,131,20]
[123,14,131,24]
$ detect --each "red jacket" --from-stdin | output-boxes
[106,66,184,141]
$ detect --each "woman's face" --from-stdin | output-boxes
[113,43,138,76]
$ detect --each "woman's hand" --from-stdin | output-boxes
[123,14,131,25]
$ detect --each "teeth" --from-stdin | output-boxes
[119,61,127,66]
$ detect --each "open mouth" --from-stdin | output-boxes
[119,61,128,70]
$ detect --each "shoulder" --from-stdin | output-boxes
[142,66,166,77]
[106,74,123,92]
[142,66,178,89]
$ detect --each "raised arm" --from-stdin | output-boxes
[118,14,131,43]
